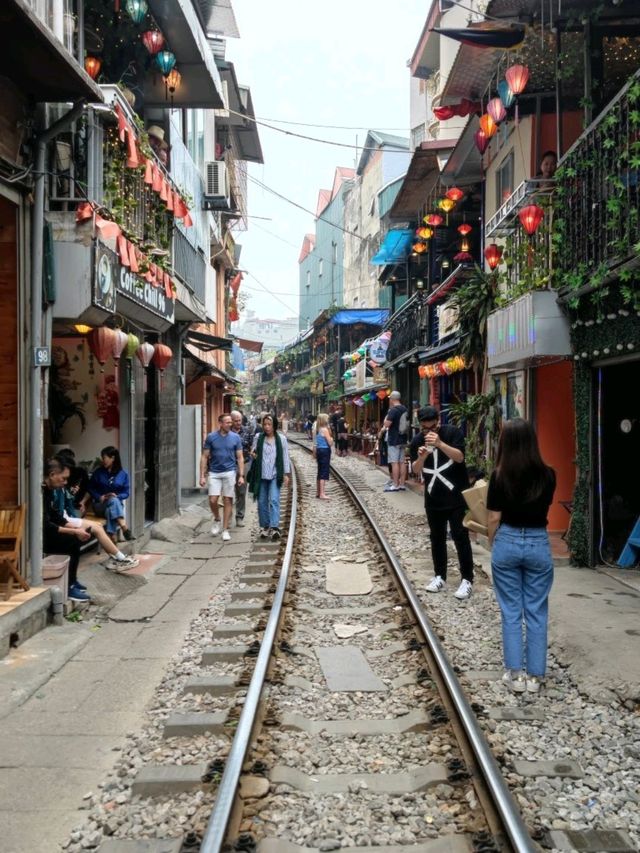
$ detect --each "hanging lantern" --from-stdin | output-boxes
[87,327,116,370]
[412,241,427,254]
[519,204,544,236]
[357,346,366,356]
[505,64,530,95]
[125,333,140,360]
[457,223,472,236]
[164,67,181,105]
[498,79,515,109]
[438,197,455,213]
[454,251,473,263]
[156,50,176,75]
[417,226,433,240]
[111,330,129,365]
[446,187,464,203]
[152,343,173,373]
[142,30,164,54]
[136,342,155,368]
[460,238,471,253]
[84,56,101,80]
[74,324,92,335]
[474,129,489,155]
[484,243,503,270]
[125,0,148,24]
[487,97,507,124]
[425,214,443,227]
[479,113,498,139]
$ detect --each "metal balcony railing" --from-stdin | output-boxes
[25,0,77,56]
[384,293,429,363]
[485,179,555,239]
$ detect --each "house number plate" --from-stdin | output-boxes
[33,346,51,367]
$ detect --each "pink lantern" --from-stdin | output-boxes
[487,97,506,124]
[505,64,530,95]
[111,330,129,365]
[87,327,116,370]
[136,342,155,368]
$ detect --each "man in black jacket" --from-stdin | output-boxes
[410,405,474,600]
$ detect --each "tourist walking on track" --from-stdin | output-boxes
[249,414,290,540]
[200,413,244,542]
[313,412,333,500]
[487,418,556,694]
[380,391,408,491]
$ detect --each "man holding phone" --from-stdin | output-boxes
[410,405,474,600]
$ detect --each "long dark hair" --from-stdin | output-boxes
[101,445,122,474]
[494,419,554,503]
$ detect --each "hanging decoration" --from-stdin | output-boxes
[432,99,480,121]
[87,327,116,371]
[498,79,515,109]
[156,50,176,75]
[229,272,243,296]
[484,243,503,270]
[479,113,498,139]
[418,355,466,379]
[454,251,473,263]
[111,330,129,365]
[151,344,173,389]
[228,296,239,322]
[487,97,507,124]
[438,197,455,213]
[125,0,148,24]
[74,324,92,335]
[425,213,444,227]
[84,56,101,80]
[164,68,181,105]
[457,222,472,236]
[446,187,464,203]
[125,333,140,360]
[460,238,471,253]
[505,64,529,122]
[416,226,433,240]
[376,390,388,400]
[518,204,544,236]
[136,342,155,368]
[474,128,489,155]
[412,241,427,254]
[141,30,164,54]
[369,330,392,365]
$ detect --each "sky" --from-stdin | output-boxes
[226,0,428,322]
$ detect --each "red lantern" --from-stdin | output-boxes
[111,330,129,365]
[519,204,544,236]
[484,243,503,270]
[425,214,444,227]
[87,327,116,369]
[474,129,489,155]
[457,223,472,236]
[454,251,473,263]
[446,187,464,203]
[151,343,172,373]
[479,113,497,139]
[230,272,242,295]
[84,56,101,80]
[505,64,529,95]
[136,342,155,368]
[142,30,164,54]
[376,390,387,400]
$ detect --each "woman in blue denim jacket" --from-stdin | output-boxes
[88,446,135,543]
[487,419,556,695]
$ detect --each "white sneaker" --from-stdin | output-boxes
[211,521,221,536]
[221,529,231,542]
[236,518,245,528]
[526,675,542,694]
[502,670,527,693]
[454,579,473,600]
[108,555,140,572]
[425,575,446,593]
[259,528,270,539]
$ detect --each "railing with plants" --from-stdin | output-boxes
[384,293,429,363]
[499,206,553,302]
[553,69,640,311]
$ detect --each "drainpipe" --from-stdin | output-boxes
[29,100,86,586]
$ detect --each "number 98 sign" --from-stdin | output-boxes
[33,347,51,367]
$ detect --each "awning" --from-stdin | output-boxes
[370,230,414,266]
[1,0,103,102]
[236,337,263,353]
[330,309,390,326]
[174,279,206,323]
[186,329,233,351]
[193,0,240,38]
[388,143,456,220]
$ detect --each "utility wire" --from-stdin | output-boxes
[254,116,410,131]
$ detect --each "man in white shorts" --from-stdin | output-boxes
[199,413,244,542]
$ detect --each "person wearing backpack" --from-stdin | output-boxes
[379,391,408,492]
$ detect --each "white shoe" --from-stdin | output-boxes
[502,670,526,693]
[425,575,446,593]
[259,528,270,539]
[526,675,542,693]
[221,529,231,542]
[454,579,473,600]
[211,521,221,536]
[236,518,245,528]
[107,555,140,572]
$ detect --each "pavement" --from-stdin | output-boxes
[0,495,256,853]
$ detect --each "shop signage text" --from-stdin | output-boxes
[94,242,175,323]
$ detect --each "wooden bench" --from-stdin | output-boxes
[0,504,29,600]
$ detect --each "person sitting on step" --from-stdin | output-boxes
[88,446,135,543]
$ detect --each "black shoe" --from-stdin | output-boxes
[270,528,281,541]
[123,529,135,541]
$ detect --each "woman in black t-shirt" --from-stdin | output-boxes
[487,419,556,695]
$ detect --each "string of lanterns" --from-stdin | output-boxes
[418,356,467,378]
[84,326,173,375]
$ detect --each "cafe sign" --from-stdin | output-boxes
[94,242,175,324]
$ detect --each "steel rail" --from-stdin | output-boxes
[199,466,298,853]
[290,439,537,853]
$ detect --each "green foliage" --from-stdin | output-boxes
[446,392,501,471]
[448,266,498,377]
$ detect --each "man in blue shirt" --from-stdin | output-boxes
[200,413,244,542]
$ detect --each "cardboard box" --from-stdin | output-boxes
[462,479,489,537]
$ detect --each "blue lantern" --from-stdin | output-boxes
[125,0,148,24]
[156,50,176,75]
[498,79,515,109]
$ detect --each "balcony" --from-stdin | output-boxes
[487,291,570,370]
[384,293,429,364]
[485,179,555,239]
[553,68,640,298]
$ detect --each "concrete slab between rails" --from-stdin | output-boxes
[297,603,391,616]
[240,574,273,585]
[211,622,256,638]
[283,675,319,692]
[162,711,228,738]
[182,675,237,695]
[368,641,411,659]
[257,838,474,853]
[512,759,584,778]
[99,840,183,853]
[270,764,448,794]
[488,707,546,722]
[225,602,267,618]
[280,709,430,735]
[547,829,636,852]
[316,645,387,692]
[200,645,248,664]
[326,562,373,595]
[132,763,211,797]
[243,561,277,573]
[393,673,423,688]
[230,587,269,601]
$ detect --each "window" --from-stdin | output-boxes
[318,258,323,277]
[306,270,311,287]
[496,152,514,208]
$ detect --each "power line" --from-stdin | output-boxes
[255,116,410,132]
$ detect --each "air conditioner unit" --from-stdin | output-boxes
[203,161,231,210]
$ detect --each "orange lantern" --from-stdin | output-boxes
[376,390,387,400]
[84,56,101,80]
[87,327,116,369]
[519,204,544,236]
[484,243,503,270]
[479,113,497,139]
[152,343,173,374]
[412,241,427,254]
[417,226,433,240]
[136,342,155,368]
[446,187,464,203]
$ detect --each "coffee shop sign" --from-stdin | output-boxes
[94,242,175,323]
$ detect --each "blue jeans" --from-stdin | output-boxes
[93,497,126,535]
[257,478,281,529]
[491,524,554,677]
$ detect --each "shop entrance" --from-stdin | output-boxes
[144,365,157,523]
[595,360,640,564]
[0,196,19,503]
